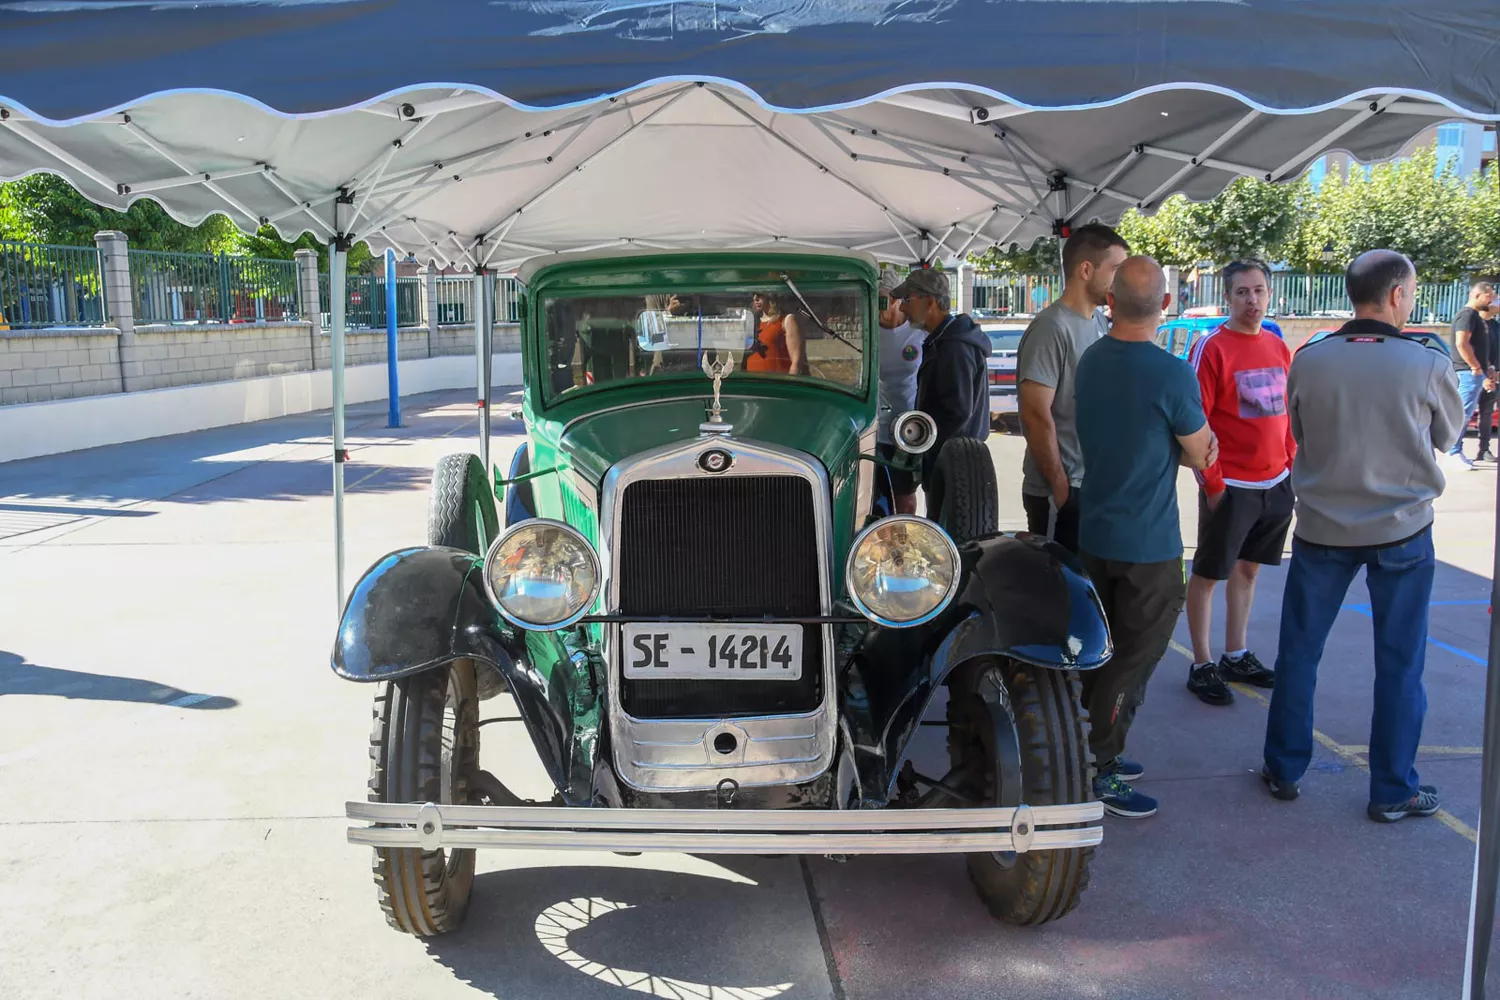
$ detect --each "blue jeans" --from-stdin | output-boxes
[1447,372,1484,456]
[1263,528,1434,806]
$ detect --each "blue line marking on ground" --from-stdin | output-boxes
[1340,605,1488,665]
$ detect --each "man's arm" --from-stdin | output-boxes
[1456,313,1483,373]
[1018,380,1069,505]
[784,313,807,375]
[1016,318,1069,506]
[1431,359,1466,452]
[1177,424,1218,470]
[1189,339,1225,499]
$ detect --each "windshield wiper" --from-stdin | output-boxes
[779,272,862,352]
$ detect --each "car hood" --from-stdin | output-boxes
[554,390,871,487]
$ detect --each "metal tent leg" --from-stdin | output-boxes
[330,242,349,614]
[476,266,493,473]
[385,247,402,428]
[1463,461,1500,998]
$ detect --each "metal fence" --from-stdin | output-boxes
[971,274,1066,318]
[982,268,1476,325]
[430,273,522,326]
[130,250,300,325]
[319,274,424,330]
[0,241,107,329]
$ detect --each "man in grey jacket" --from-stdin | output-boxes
[1262,250,1465,822]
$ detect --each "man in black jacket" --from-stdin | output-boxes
[892,267,991,514]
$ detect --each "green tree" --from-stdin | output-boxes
[1182,175,1305,264]
[1463,163,1500,278]
[241,225,374,273]
[970,236,1060,275]
[1289,146,1469,280]
[0,174,245,253]
[1114,195,1198,266]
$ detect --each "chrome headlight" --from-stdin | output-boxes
[845,516,960,628]
[482,519,600,631]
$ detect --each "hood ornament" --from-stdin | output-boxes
[700,350,734,435]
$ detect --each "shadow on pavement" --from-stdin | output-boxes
[0,651,237,709]
[0,388,523,507]
[423,860,828,1000]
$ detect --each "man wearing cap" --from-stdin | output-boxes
[877,268,927,514]
[893,267,992,508]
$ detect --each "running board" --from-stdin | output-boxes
[346,801,1104,854]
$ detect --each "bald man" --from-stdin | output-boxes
[1263,250,1464,821]
[1074,256,1218,819]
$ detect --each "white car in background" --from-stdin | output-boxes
[983,324,1026,429]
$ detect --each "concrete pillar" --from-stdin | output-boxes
[956,263,976,315]
[1163,265,1181,316]
[94,230,134,392]
[294,249,322,371]
[419,265,436,358]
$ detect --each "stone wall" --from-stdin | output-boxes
[0,330,123,405]
[1,321,523,406]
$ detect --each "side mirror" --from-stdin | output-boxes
[892,410,938,455]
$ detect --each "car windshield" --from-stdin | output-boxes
[541,284,867,401]
[985,330,1024,354]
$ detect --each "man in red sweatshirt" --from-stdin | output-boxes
[1184,259,1296,705]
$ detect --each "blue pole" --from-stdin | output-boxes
[385,249,401,428]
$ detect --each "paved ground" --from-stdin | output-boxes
[1,390,1497,999]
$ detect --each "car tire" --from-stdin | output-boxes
[928,437,998,545]
[428,452,499,555]
[947,658,1095,926]
[368,660,480,936]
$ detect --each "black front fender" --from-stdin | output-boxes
[840,532,1111,802]
[330,546,578,795]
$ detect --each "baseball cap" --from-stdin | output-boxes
[891,267,949,301]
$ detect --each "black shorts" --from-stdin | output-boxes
[876,442,916,495]
[1192,479,1294,581]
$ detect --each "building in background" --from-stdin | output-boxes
[1306,122,1494,191]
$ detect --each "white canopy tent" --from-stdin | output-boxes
[4,2,1500,994]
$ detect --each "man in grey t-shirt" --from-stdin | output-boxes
[1017,224,1130,553]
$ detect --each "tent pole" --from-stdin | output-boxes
[385,248,401,428]
[330,239,349,615]
[1463,460,1500,998]
[475,265,492,473]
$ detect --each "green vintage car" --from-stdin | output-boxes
[334,248,1112,935]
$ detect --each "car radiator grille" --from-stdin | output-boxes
[616,475,823,719]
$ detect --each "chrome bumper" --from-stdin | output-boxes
[346,801,1104,854]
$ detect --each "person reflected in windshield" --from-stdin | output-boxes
[748,292,806,375]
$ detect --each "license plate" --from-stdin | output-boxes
[621,623,803,681]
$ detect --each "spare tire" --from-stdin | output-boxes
[927,437,999,544]
[427,453,499,556]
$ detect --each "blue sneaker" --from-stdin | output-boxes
[1093,772,1158,819]
[1102,755,1144,780]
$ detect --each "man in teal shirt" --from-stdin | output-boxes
[1074,256,1217,819]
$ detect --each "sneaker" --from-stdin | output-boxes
[1101,755,1144,780]
[1478,451,1496,463]
[1093,772,1158,819]
[1187,661,1234,705]
[1261,766,1299,801]
[1220,650,1275,688]
[1445,451,1477,471]
[1368,785,1440,823]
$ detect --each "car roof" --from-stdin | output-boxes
[517,246,881,284]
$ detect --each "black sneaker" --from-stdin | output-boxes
[1261,766,1299,801]
[1102,755,1144,780]
[1187,662,1234,705]
[1368,785,1440,823]
[1093,772,1158,818]
[1220,651,1275,688]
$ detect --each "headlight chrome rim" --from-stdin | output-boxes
[482,517,601,632]
[845,515,961,629]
